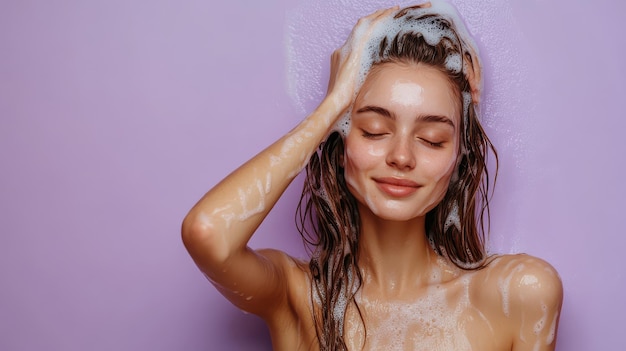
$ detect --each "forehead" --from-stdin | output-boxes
[357,62,461,121]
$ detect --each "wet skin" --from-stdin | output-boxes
[264,252,561,351]
[263,63,562,351]
[344,62,460,222]
[182,6,562,351]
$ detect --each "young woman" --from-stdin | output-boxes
[182,3,563,350]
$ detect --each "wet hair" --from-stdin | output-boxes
[296,5,497,350]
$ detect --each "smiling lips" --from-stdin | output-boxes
[374,177,421,197]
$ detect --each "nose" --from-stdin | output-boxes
[386,135,416,170]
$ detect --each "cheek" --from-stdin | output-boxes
[343,138,384,195]
[418,153,458,214]
[343,141,364,184]
[365,143,386,158]
[421,150,458,185]
[344,136,386,172]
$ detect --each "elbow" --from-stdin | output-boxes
[181,212,231,265]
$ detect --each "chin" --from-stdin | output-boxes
[366,202,427,222]
[377,212,421,222]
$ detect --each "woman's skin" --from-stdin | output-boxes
[182,7,563,351]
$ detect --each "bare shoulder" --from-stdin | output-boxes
[487,254,562,302]
[472,253,562,308]
[474,254,563,350]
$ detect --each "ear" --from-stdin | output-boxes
[339,152,345,168]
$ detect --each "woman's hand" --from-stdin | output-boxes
[325,6,400,113]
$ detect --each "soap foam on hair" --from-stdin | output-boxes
[333,0,482,135]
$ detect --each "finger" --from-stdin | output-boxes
[344,6,399,54]
[369,8,388,18]
[371,6,397,19]
[361,6,394,24]
[381,6,400,16]
[369,6,400,24]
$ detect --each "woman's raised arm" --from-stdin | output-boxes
[182,97,342,316]
[181,7,399,318]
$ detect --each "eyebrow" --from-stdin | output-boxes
[355,105,455,129]
[356,105,394,119]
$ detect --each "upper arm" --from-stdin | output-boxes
[182,220,302,318]
[507,255,564,351]
[209,248,294,316]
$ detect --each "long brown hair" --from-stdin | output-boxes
[296,6,498,350]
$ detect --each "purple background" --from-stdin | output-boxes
[1,1,624,350]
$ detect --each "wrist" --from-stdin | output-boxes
[321,91,352,118]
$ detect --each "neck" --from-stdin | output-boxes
[356,206,441,297]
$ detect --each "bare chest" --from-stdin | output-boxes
[343,282,506,351]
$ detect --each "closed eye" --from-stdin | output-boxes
[362,130,387,139]
[419,138,444,148]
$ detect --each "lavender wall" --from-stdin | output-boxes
[1,1,623,350]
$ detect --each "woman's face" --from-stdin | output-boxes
[344,62,460,221]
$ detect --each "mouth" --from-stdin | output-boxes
[373,177,421,197]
